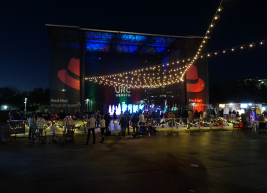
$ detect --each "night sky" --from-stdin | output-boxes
[1,0,266,91]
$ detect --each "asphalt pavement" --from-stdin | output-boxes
[1,130,267,193]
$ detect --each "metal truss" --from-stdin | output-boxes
[46,24,195,56]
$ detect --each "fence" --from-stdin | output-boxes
[108,117,240,133]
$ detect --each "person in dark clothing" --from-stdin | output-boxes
[96,111,100,127]
[99,116,106,143]
[113,110,117,120]
[59,110,66,120]
[119,115,127,137]
[147,121,156,133]
[181,108,188,123]
[241,113,247,132]
[43,110,51,121]
[104,112,112,130]
[176,111,181,118]
[124,111,131,134]
[131,113,139,133]
[194,110,199,118]
[75,110,80,120]
[147,112,153,120]
[220,109,224,117]
[157,112,160,124]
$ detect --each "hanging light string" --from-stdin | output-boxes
[85,38,266,88]
[183,0,224,80]
[196,39,266,59]
[85,0,225,88]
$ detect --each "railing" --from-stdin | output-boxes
[108,117,240,133]
[3,117,245,136]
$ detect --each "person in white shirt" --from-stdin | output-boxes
[139,113,145,124]
[86,114,96,145]
[99,116,106,143]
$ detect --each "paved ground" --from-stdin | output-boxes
[1,130,267,193]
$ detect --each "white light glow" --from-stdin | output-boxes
[240,104,248,108]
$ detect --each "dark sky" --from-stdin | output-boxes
[1,0,266,90]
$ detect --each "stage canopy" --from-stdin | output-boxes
[46,24,195,58]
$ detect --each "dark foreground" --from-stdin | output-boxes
[1,131,267,193]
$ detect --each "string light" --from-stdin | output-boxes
[83,1,263,88]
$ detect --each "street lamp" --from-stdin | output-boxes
[25,98,27,116]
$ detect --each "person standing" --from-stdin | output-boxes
[199,111,203,119]
[75,110,80,120]
[104,112,112,130]
[113,110,118,134]
[86,114,96,145]
[194,110,199,118]
[245,110,250,123]
[37,115,46,130]
[203,110,207,119]
[124,111,131,134]
[188,109,193,122]
[181,108,188,124]
[37,115,46,140]
[113,110,117,120]
[53,113,58,120]
[241,113,247,132]
[99,116,106,143]
[64,113,73,132]
[43,109,51,121]
[30,114,37,140]
[119,115,127,137]
[28,114,32,139]
[96,111,100,127]
[139,113,145,125]
[59,110,66,120]
[148,111,153,120]
[131,113,139,133]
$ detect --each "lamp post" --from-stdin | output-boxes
[25,98,27,116]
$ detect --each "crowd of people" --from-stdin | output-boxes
[8,106,267,142]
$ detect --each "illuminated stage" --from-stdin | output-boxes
[47,24,209,113]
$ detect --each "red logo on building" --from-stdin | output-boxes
[186,64,205,92]
[58,58,80,90]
